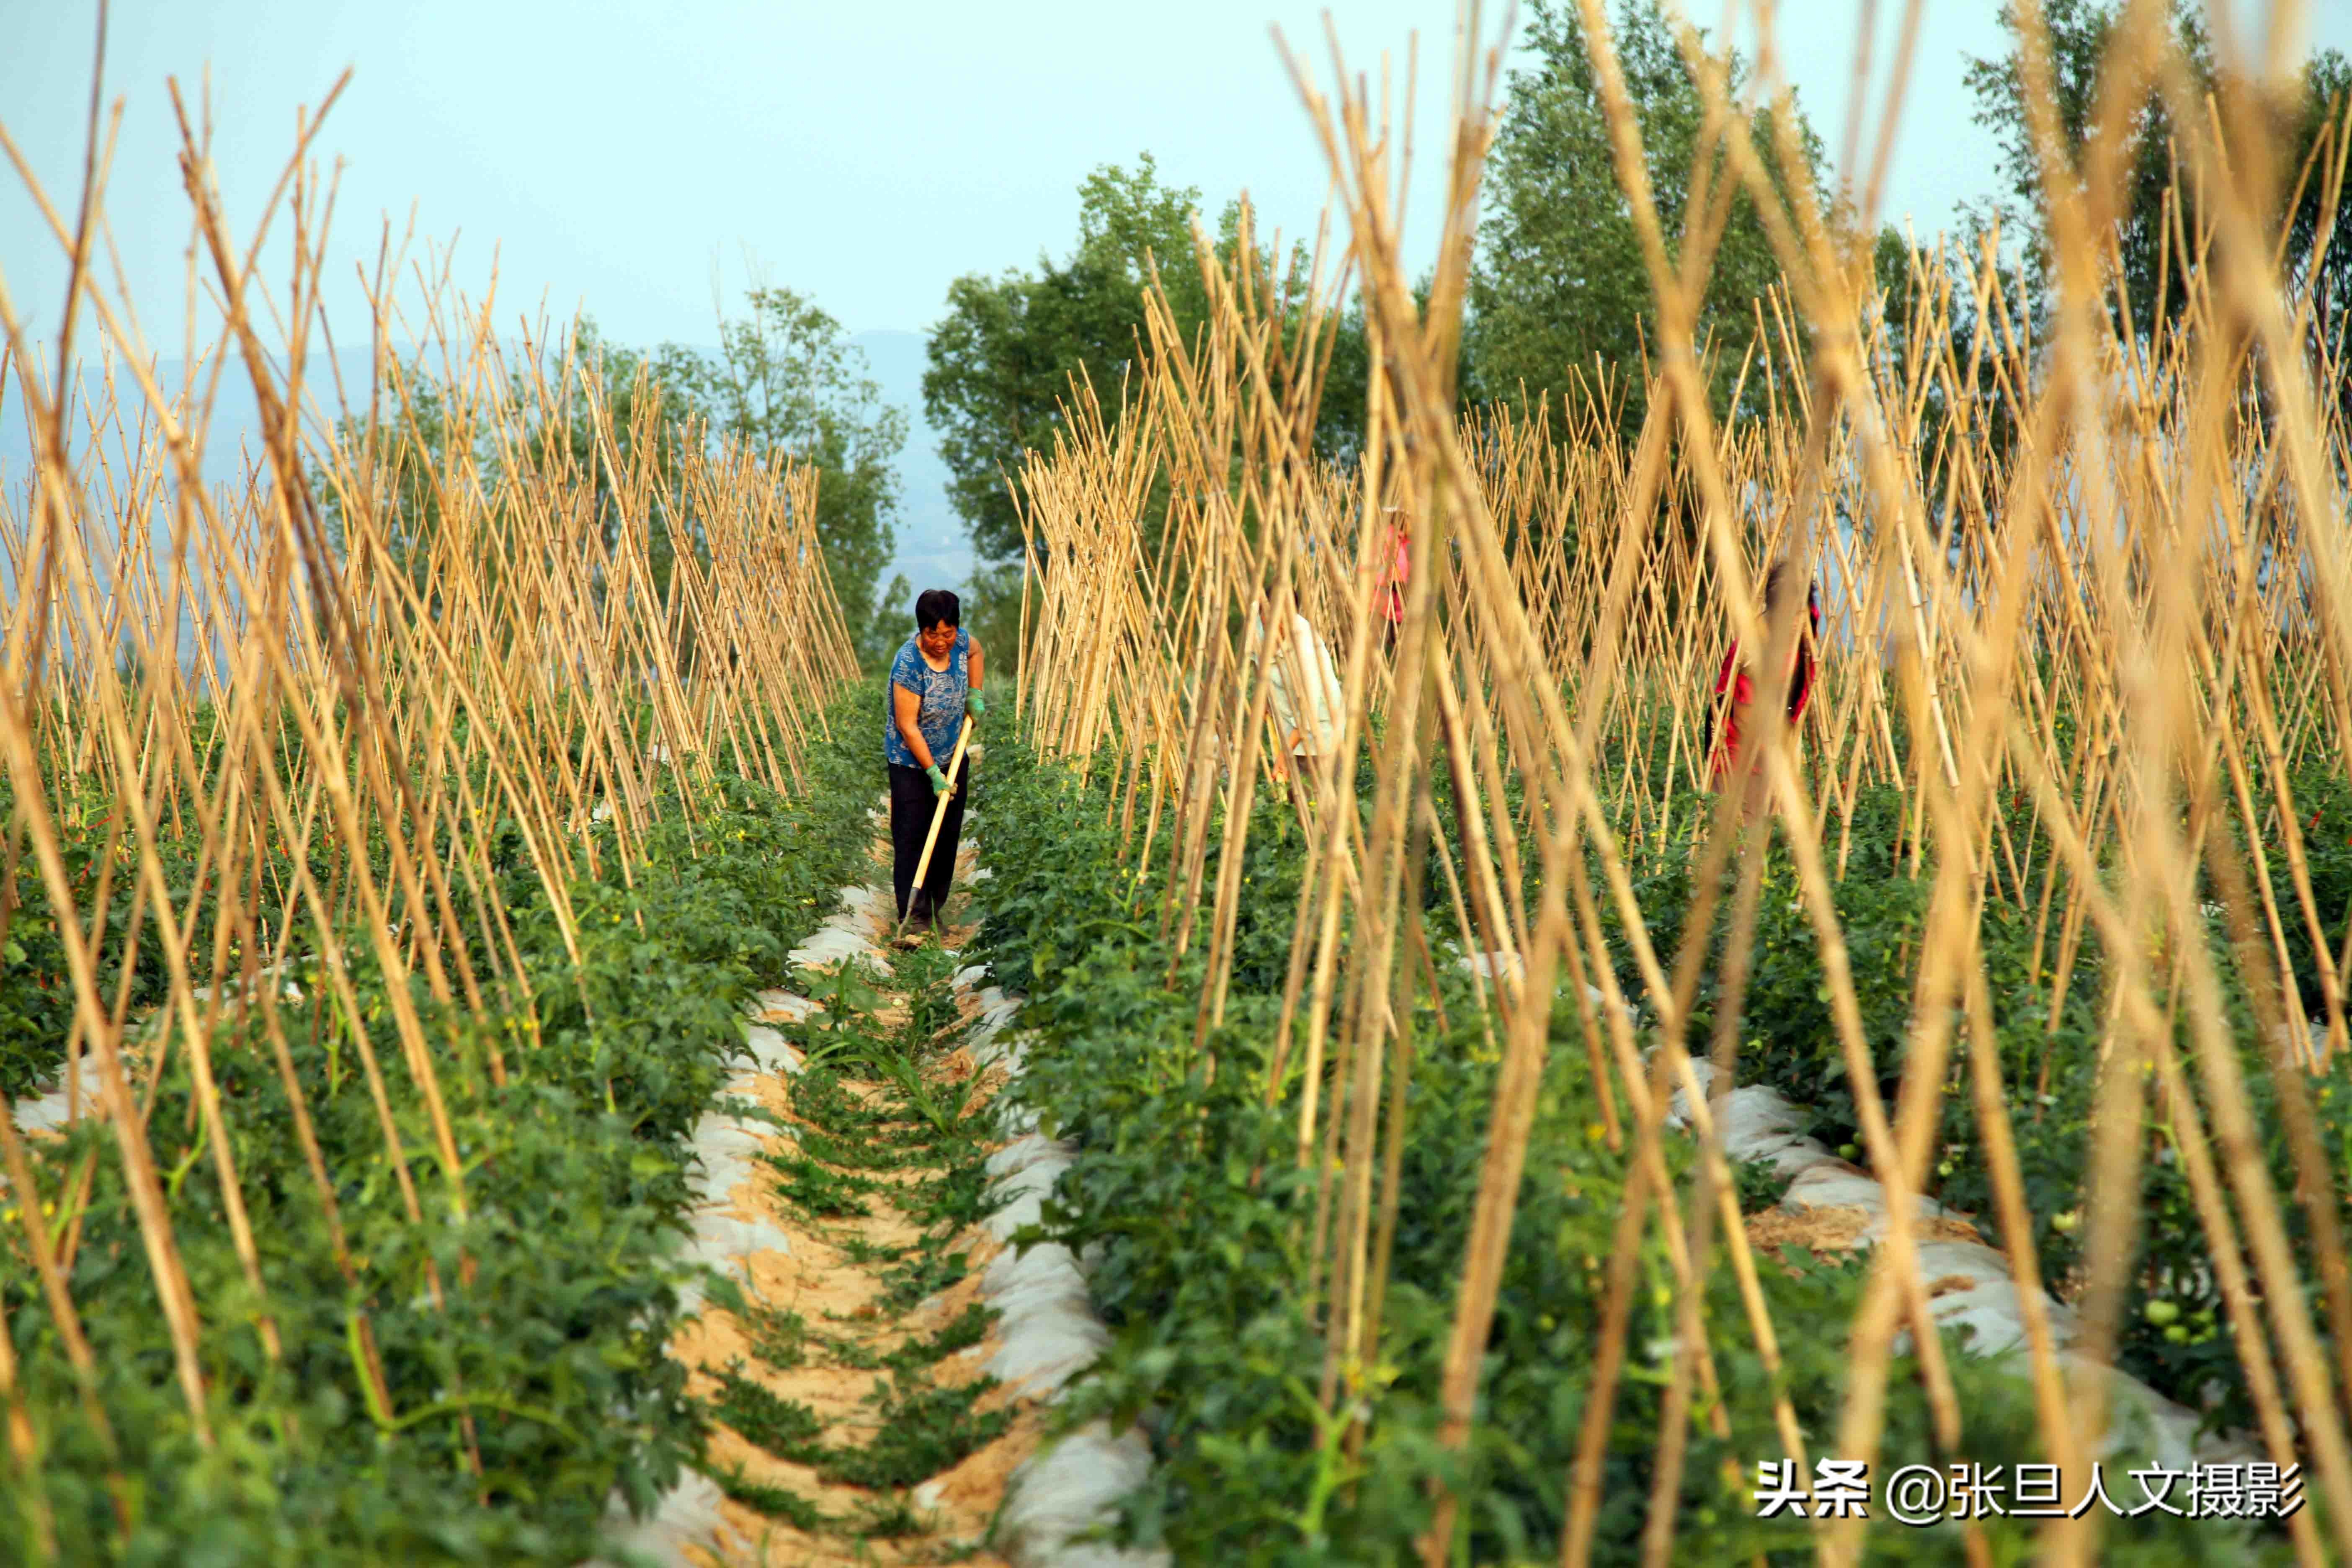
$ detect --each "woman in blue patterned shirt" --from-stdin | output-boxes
[885,588,985,939]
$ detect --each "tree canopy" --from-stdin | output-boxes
[575,289,909,667]
[922,158,1203,572]
[1964,0,2351,378]
[342,287,908,670]
[923,155,1366,574]
[1467,0,1827,438]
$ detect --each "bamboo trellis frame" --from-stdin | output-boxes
[0,77,859,1500]
[1008,5,2352,1563]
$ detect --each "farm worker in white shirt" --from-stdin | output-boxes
[1250,609,1345,785]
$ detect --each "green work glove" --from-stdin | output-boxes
[926,763,950,796]
[966,691,987,718]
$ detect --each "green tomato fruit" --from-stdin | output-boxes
[2144,1300,2181,1326]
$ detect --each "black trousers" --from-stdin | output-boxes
[888,761,966,921]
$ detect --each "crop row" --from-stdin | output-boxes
[2,698,879,1564]
[971,727,2301,1564]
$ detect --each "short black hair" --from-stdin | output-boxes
[916,588,960,630]
[1763,561,1811,611]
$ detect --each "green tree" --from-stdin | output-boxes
[923,155,1367,577]
[556,293,908,668]
[1467,0,1827,437]
[691,287,908,665]
[335,291,907,669]
[1964,0,2351,402]
[923,157,1210,573]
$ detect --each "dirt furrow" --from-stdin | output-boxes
[672,838,1053,1568]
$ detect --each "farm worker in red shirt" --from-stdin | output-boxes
[1709,563,1820,788]
[1374,508,1408,652]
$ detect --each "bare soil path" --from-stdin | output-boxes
[671,834,1052,1567]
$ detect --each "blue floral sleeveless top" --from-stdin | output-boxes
[884,628,969,767]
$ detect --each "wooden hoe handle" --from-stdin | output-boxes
[900,715,974,935]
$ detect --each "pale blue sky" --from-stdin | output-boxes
[8,0,2305,346]
[8,0,2347,342]
[3,0,2346,591]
